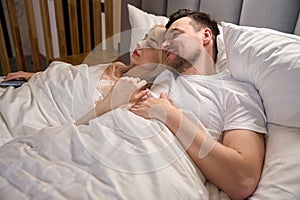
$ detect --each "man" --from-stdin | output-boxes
[130,9,267,199]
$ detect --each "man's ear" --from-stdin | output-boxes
[203,28,213,46]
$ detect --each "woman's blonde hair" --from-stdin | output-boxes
[102,24,166,82]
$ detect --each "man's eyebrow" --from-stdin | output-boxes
[165,28,182,36]
[170,28,183,33]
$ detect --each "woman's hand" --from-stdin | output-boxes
[3,71,34,81]
[76,77,148,125]
[129,92,175,122]
[110,77,148,109]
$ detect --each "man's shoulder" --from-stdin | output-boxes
[224,78,257,94]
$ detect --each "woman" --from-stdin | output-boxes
[2,25,166,126]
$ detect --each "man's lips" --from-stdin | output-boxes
[166,51,176,59]
[166,51,172,58]
[166,51,171,58]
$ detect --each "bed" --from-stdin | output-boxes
[0,0,300,199]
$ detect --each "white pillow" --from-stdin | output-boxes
[249,124,300,199]
[222,22,300,128]
[215,24,227,72]
[127,4,168,53]
[127,4,227,71]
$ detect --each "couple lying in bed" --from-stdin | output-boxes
[1,9,267,199]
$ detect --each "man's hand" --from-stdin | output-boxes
[130,92,175,122]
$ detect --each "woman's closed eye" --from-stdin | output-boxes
[145,38,160,49]
[145,42,155,49]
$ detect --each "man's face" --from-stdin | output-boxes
[163,17,204,73]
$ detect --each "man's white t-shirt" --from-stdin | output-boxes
[151,69,267,141]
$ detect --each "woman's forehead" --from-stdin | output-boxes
[147,27,165,42]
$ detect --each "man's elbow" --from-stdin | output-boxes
[227,176,259,200]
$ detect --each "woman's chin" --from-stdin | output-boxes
[130,56,141,66]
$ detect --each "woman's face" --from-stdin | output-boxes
[130,27,165,66]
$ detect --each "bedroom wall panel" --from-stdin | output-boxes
[120,0,141,32]
[199,0,243,24]
[294,13,300,36]
[120,0,141,63]
[166,0,200,17]
[141,0,167,16]
[239,0,300,33]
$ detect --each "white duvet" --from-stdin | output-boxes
[0,61,101,143]
[0,62,210,199]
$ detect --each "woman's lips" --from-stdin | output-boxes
[132,49,140,56]
[166,51,172,58]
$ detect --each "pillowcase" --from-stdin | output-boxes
[222,22,300,128]
[127,4,227,72]
[249,124,300,199]
[127,4,168,53]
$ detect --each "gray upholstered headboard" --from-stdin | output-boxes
[120,0,300,64]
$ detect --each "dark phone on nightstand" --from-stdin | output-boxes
[0,79,27,88]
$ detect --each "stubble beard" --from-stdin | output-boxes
[168,51,200,74]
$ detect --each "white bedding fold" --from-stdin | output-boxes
[0,112,208,199]
[0,61,104,144]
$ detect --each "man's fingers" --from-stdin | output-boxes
[136,80,147,89]
[134,90,149,100]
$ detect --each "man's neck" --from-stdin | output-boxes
[181,57,216,75]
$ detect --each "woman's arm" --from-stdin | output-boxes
[75,77,148,125]
[3,71,35,81]
[130,92,265,200]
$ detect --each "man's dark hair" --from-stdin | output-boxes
[166,9,220,61]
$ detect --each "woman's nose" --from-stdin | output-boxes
[162,40,170,50]
[136,41,143,49]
